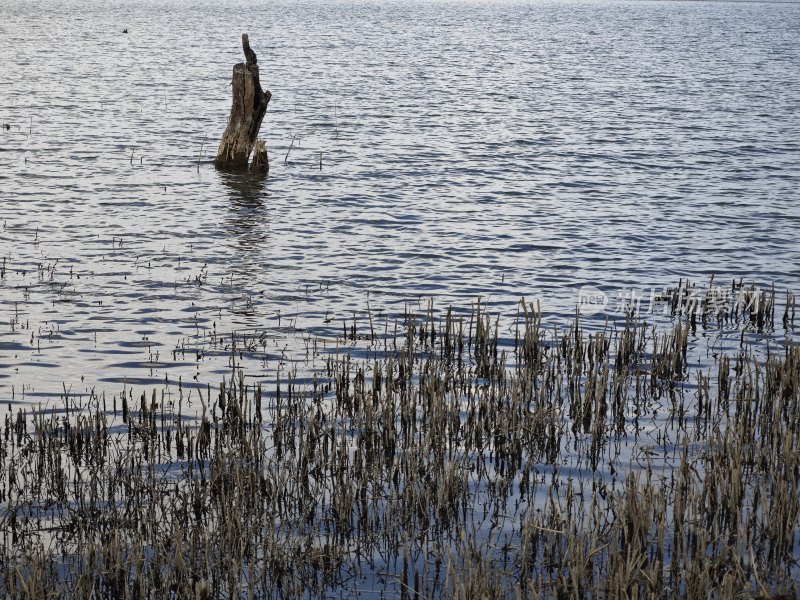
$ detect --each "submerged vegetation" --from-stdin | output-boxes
[0,280,798,598]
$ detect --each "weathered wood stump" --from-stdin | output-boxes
[215,34,271,170]
[250,139,269,173]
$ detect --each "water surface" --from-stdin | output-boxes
[1,0,799,399]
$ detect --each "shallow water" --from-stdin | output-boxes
[1,0,799,400]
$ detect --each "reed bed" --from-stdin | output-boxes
[0,283,798,598]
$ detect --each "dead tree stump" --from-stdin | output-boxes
[250,140,269,172]
[215,34,271,170]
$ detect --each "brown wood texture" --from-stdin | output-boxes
[215,34,271,169]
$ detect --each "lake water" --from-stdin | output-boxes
[1,0,799,400]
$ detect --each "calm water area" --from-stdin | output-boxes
[1,0,799,402]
